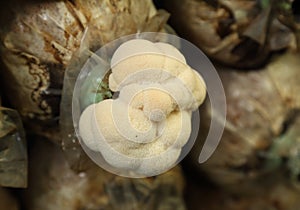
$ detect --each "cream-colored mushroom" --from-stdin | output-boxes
[109,39,206,108]
[79,100,191,173]
[79,39,206,176]
[109,39,188,92]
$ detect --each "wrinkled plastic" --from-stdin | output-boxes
[23,139,186,210]
[0,0,170,141]
[0,0,170,171]
[162,0,299,69]
[192,52,300,194]
[0,107,27,188]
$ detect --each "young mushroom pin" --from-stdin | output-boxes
[79,39,206,176]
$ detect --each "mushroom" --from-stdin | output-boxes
[79,39,206,176]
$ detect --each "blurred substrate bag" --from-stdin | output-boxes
[162,0,300,69]
[192,52,300,194]
[0,99,27,188]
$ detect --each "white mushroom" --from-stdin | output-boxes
[79,39,206,176]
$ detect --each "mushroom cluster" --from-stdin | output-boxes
[79,39,206,176]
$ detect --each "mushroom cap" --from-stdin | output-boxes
[109,39,188,92]
[109,39,206,110]
[79,98,192,174]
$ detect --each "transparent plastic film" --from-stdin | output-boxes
[71,32,226,177]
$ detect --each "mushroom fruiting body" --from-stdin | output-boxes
[79,39,206,176]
